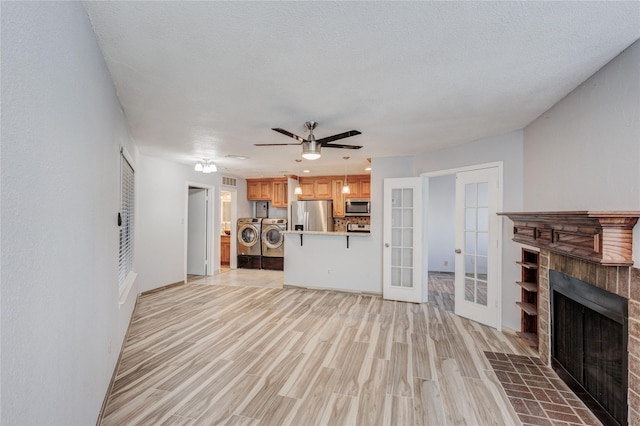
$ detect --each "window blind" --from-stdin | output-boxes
[118,152,135,287]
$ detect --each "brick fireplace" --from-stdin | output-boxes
[538,251,640,424]
[498,211,640,425]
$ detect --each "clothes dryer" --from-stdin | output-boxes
[237,218,262,269]
[261,218,287,270]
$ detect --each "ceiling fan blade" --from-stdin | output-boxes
[316,130,361,145]
[254,143,301,146]
[272,128,307,143]
[322,143,363,150]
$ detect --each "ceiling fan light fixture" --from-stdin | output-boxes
[301,141,321,160]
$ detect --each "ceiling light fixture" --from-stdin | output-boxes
[301,134,321,160]
[294,159,303,194]
[195,158,217,173]
[342,156,351,194]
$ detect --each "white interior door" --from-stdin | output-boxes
[454,168,499,328]
[383,177,426,303]
[187,187,207,275]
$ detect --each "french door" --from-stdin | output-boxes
[383,177,426,303]
[454,167,500,328]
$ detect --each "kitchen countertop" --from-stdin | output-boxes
[284,230,370,236]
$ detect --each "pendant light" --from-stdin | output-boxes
[342,156,351,194]
[294,159,303,194]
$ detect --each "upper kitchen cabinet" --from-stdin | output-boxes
[271,179,288,208]
[299,180,315,199]
[345,175,371,199]
[315,178,332,199]
[246,178,286,205]
[359,177,371,198]
[297,177,332,200]
[247,179,267,200]
[332,179,345,217]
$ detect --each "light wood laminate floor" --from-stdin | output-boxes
[100,270,536,425]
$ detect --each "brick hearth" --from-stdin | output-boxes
[537,249,640,424]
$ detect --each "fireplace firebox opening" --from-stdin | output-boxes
[550,270,628,426]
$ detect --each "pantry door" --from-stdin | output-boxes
[454,167,500,328]
[383,177,427,303]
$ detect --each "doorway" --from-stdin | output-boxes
[220,190,232,272]
[422,163,503,330]
[187,186,210,276]
[185,183,215,280]
[426,175,456,312]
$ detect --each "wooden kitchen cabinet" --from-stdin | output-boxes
[299,180,315,199]
[247,179,271,200]
[247,180,262,200]
[344,175,371,198]
[259,181,272,199]
[297,177,332,200]
[314,178,332,199]
[220,235,231,265]
[359,177,371,198]
[332,179,345,217]
[246,178,285,204]
[271,180,288,208]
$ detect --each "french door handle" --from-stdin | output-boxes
[455,249,462,254]
[385,243,390,248]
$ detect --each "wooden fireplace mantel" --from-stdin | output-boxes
[497,211,640,266]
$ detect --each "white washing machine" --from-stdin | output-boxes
[237,218,262,269]
[261,218,287,270]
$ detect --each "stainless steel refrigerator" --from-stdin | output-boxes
[290,200,334,232]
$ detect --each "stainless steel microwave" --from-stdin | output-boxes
[345,199,370,216]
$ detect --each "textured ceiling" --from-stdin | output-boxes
[83,1,640,178]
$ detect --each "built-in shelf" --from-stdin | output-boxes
[516,281,539,292]
[498,211,640,266]
[516,261,538,270]
[515,248,539,350]
[516,301,538,316]
[516,331,538,348]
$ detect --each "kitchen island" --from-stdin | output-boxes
[283,231,379,294]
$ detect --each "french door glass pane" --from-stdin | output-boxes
[390,186,414,289]
[392,248,401,267]
[392,189,402,207]
[477,182,488,206]
[465,184,477,207]
[465,279,475,302]
[477,280,488,306]
[465,232,476,254]
[462,181,490,305]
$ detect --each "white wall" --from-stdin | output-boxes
[524,40,640,265]
[1,3,138,424]
[427,175,456,272]
[136,155,250,293]
[414,131,525,330]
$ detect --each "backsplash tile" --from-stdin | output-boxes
[333,216,370,232]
